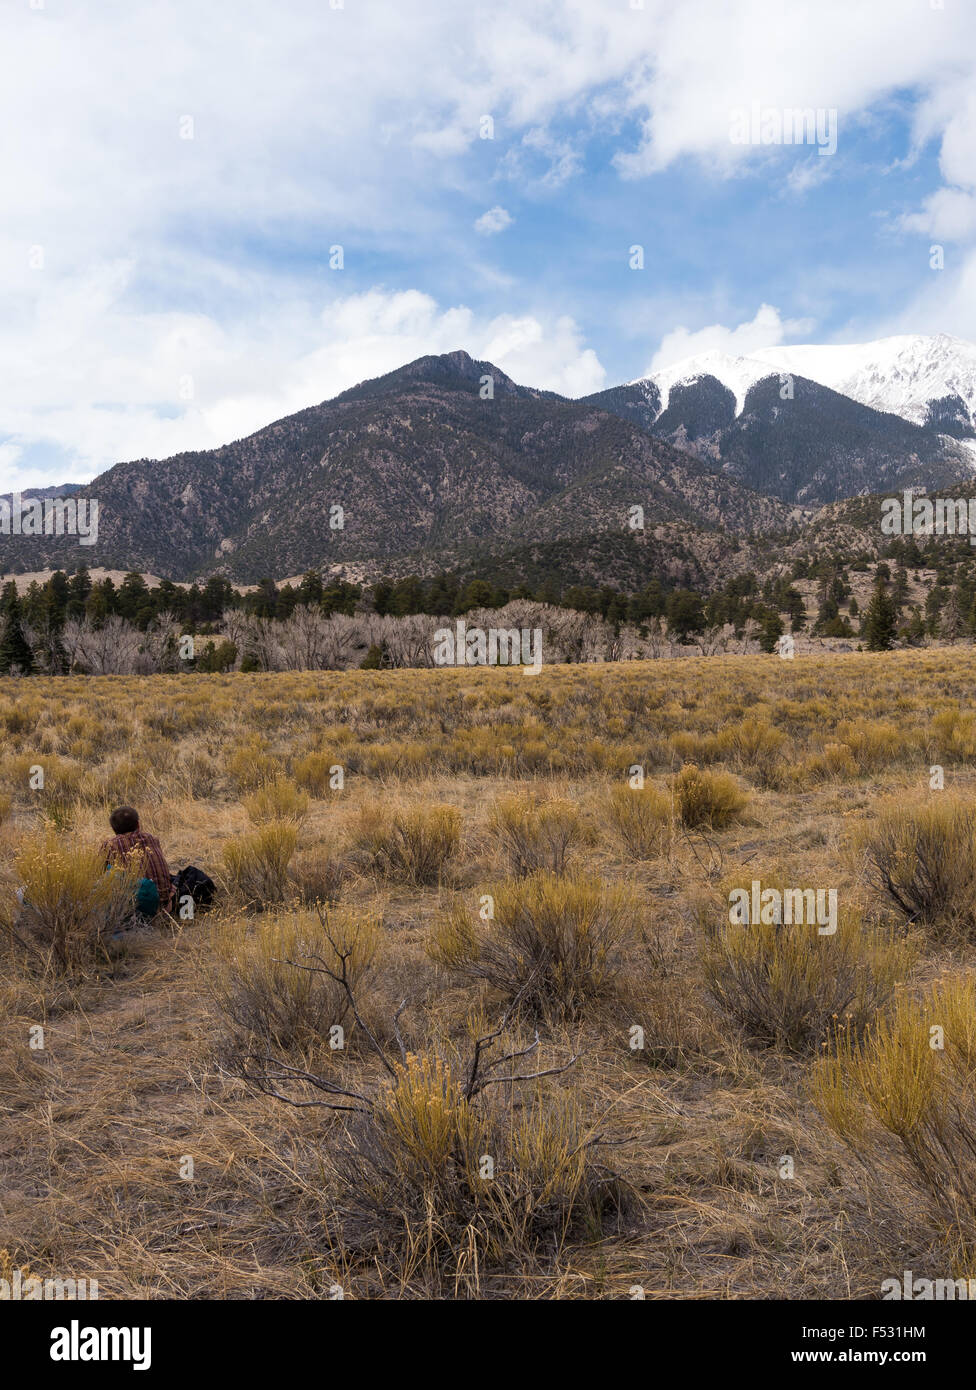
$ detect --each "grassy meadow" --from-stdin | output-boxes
[3,649,976,1299]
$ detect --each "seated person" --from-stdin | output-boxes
[101,806,175,917]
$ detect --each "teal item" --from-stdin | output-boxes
[135,877,160,917]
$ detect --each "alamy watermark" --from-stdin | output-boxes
[882,1270,976,1300]
[433,619,543,674]
[50,1320,150,1370]
[0,493,99,545]
[729,880,838,935]
[881,489,976,546]
[1,1267,98,1300]
[729,104,837,156]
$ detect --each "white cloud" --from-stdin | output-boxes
[0,445,24,495]
[910,79,976,192]
[613,0,973,179]
[0,279,605,484]
[784,158,833,197]
[474,206,514,236]
[502,128,584,190]
[480,313,604,397]
[879,246,976,343]
[3,0,976,484]
[900,188,976,242]
[7,2,971,259]
[646,304,815,375]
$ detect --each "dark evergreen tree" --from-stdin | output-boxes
[862,578,898,651]
[665,589,705,641]
[298,569,324,607]
[66,565,92,620]
[759,611,784,653]
[360,641,388,669]
[0,586,35,674]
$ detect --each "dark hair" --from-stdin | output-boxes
[109,806,140,835]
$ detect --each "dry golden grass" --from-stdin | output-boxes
[211,906,381,1053]
[430,870,641,1019]
[349,802,462,886]
[222,822,299,907]
[671,764,749,830]
[702,888,915,1055]
[855,796,976,940]
[4,648,976,1298]
[487,790,587,876]
[606,781,673,861]
[4,830,141,975]
[243,777,310,828]
[814,972,976,1273]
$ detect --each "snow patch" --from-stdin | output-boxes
[638,334,976,430]
[638,350,779,418]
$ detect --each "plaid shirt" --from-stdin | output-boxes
[101,830,173,909]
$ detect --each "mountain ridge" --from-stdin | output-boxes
[3,337,975,585]
[0,350,791,586]
[584,334,976,506]
[637,333,976,434]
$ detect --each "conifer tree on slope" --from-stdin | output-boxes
[0,585,35,674]
[862,577,897,652]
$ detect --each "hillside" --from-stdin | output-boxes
[0,352,791,586]
[585,366,975,506]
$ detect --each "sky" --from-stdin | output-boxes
[3,0,976,490]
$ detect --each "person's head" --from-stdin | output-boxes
[109,805,140,835]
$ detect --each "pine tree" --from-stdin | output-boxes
[360,641,387,670]
[862,579,897,651]
[66,565,92,620]
[0,589,35,674]
[759,611,784,653]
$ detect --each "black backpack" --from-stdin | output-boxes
[172,865,217,914]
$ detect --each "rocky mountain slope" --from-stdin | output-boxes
[585,337,976,506]
[0,351,791,585]
[6,337,976,589]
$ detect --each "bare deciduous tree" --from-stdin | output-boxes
[62,614,144,675]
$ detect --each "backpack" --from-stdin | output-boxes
[172,865,217,914]
[135,876,161,918]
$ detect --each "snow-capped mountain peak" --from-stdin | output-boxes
[639,333,976,434]
[639,349,777,417]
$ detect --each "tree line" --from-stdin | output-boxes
[1,541,975,674]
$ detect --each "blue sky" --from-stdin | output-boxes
[2,0,976,490]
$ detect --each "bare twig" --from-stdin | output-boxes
[469,1053,581,1097]
[391,998,409,1064]
[238,1052,372,1114]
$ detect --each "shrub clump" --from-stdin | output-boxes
[803,741,859,783]
[834,718,904,773]
[351,803,461,886]
[607,782,672,860]
[212,907,379,1051]
[855,797,976,939]
[814,973,976,1267]
[292,752,341,798]
[243,777,309,827]
[289,850,346,908]
[716,717,789,789]
[329,1051,620,1289]
[227,741,281,793]
[429,870,642,1019]
[702,881,913,1054]
[488,791,585,877]
[222,821,299,906]
[6,832,140,973]
[671,764,748,830]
